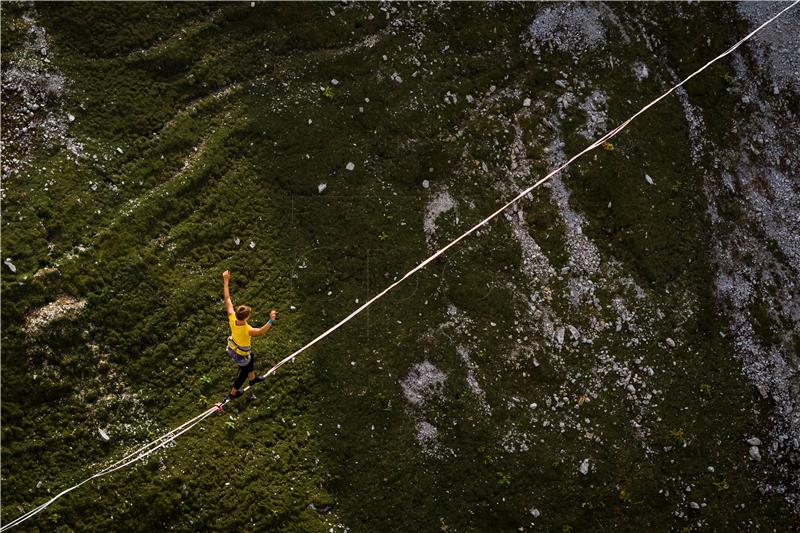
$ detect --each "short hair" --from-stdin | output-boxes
[235,305,252,321]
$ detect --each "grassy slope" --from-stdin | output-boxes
[1,2,794,531]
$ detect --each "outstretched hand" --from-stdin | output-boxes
[222,270,230,282]
[269,309,277,321]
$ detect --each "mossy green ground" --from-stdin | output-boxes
[1,3,795,531]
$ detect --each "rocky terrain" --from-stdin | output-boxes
[2,2,799,531]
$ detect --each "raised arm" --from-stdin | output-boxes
[250,309,277,337]
[223,270,234,315]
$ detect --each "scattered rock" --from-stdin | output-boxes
[465,94,474,104]
[645,173,655,185]
[749,445,762,462]
[566,324,580,341]
[4,258,17,273]
[422,179,430,189]
[555,327,565,345]
[116,147,123,154]
[307,502,331,514]
[530,508,541,518]
[666,337,676,348]
[689,501,700,510]
[746,437,762,446]
[318,183,327,193]
[67,113,75,122]
[345,162,355,171]
[523,97,531,107]
[234,237,241,246]
[249,241,256,249]
[632,61,649,81]
[98,428,110,442]
[330,78,339,86]
[579,458,590,475]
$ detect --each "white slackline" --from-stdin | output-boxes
[3,2,796,529]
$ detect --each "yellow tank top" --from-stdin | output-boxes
[228,314,252,355]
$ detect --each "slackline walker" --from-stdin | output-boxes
[2,2,796,530]
[220,269,275,404]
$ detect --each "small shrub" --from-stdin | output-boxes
[497,472,511,487]
[713,480,729,492]
[670,428,687,447]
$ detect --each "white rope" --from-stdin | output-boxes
[3,2,796,529]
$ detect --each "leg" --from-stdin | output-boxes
[247,353,265,386]
[229,362,249,398]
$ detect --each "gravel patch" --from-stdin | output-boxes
[737,1,800,93]
[25,296,87,335]
[400,360,447,408]
[1,11,84,180]
[524,2,629,57]
[422,189,456,247]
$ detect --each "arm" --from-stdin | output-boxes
[250,309,277,337]
[223,270,234,315]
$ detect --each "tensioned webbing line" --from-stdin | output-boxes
[2,2,796,530]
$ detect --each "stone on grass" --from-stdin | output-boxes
[555,327,565,345]
[523,97,531,107]
[4,258,17,273]
[749,445,762,461]
[579,458,589,475]
[318,183,327,193]
[346,162,355,171]
[689,501,700,510]
[331,78,339,86]
[566,324,579,341]
[422,179,430,189]
[746,437,762,446]
[666,337,676,348]
[645,173,655,185]
[98,428,110,442]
